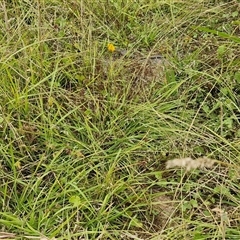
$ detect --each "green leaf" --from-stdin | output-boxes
[75,75,86,81]
[69,195,81,207]
[234,72,240,83]
[232,11,239,18]
[213,185,230,196]
[129,215,143,228]
[154,171,162,180]
[192,26,240,43]
[217,45,226,58]
[165,69,176,83]
[202,104,210,114]
[223,117,233,129]
[182,201,192,211]
[190,199,198,208]
[193,232,206,240]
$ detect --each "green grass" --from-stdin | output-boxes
[1,0,240,239]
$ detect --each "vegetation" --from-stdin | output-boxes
[0,0,240,239]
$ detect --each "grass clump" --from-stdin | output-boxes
[0,0,240,239]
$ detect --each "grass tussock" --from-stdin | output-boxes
[1,0,240,239]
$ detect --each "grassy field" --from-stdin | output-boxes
[1,1,240,239]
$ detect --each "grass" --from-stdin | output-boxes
[0,0,240,239]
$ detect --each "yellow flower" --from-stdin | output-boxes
[107,43,115,52]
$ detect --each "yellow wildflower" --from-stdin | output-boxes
[107,43,115,52]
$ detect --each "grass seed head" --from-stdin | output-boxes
[166,157,216,171]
